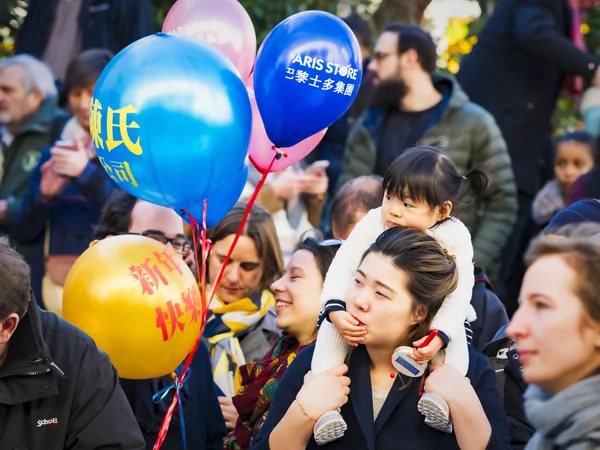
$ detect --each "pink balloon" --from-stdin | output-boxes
[162,0,257,81]
[246,82,326,174]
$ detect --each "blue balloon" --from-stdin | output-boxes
[253,11,362,148]
[92,33,251,210]
[180,163,248,228]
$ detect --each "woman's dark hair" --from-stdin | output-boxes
[295,238,341,281]
[94,189,138,240]
[360,226,458,347]
[383,144,493,214]
[65,49,113,94]
[207,202,284,293]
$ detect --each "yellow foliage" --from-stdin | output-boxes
[448,59,460,74]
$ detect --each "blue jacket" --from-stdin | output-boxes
[12,146,117,305]
[250,344,510,450]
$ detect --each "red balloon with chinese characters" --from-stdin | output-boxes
[63,235,203,379]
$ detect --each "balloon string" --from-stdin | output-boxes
[154,202,210,450]
[153,386,180,450]
[206,148,281,308]
[154,149,280,450]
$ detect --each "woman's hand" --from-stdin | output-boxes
[51,138,91,179]
[297,169,328,197]
[425,363,493,450]
[270,169,301,200]
[40,160,69,200]
[423,363,471,406]
[295,365,350,421]
[218,396,240,430]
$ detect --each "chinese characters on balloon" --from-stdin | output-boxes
[90,96,143,189]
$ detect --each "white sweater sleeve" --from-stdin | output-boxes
[320,207,385,308]
[429,217,476,338]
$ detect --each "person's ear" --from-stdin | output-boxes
[438,201,453,221]
[0,313,20,344]
[28,90,43,111]
[401,49,419,68]
[410,305,427,325]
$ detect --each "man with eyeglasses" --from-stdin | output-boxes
[338,22,517,283]
[93,188,227,450]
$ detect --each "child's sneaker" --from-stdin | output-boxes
[418,392,453,433]
[313,410,347,446]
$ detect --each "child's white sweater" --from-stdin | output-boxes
[319,207,476,376]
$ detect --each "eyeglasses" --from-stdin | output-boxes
[122,231,192,256]
[372,51,393,62]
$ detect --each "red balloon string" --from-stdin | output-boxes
[153,200,211,450]
[154,148,282,449]
[205,148,281,308]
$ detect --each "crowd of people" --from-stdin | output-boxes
[2,0,600,449]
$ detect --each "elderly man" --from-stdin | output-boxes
[0,235,145,448]
[0,55,66,302]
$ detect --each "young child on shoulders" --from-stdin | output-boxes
[311,145,492,445]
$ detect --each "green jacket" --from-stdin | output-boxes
[0,98,60,258]
[338,74,517,274]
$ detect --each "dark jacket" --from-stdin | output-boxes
[0,298,145,449]
[484,324,534,450]
[120,342,227,450]
[15,0,155,58]
[339,74,517,273]
[457,0,600,197]
[250,344,510,450]
[470,266,510,352]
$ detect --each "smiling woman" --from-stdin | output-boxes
[203,202,284,401]
[223,237,341,449]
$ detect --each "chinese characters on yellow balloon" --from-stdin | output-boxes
[128,249,203,342]
[90,97,143,188]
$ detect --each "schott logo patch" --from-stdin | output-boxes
[37,417,58,428]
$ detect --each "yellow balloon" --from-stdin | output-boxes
[63,235,203,379]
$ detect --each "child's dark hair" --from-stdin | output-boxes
[556,131,597,163]
[382,144,493,213]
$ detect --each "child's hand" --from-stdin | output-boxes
[407,335,445,365]
[329,310,367,346]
